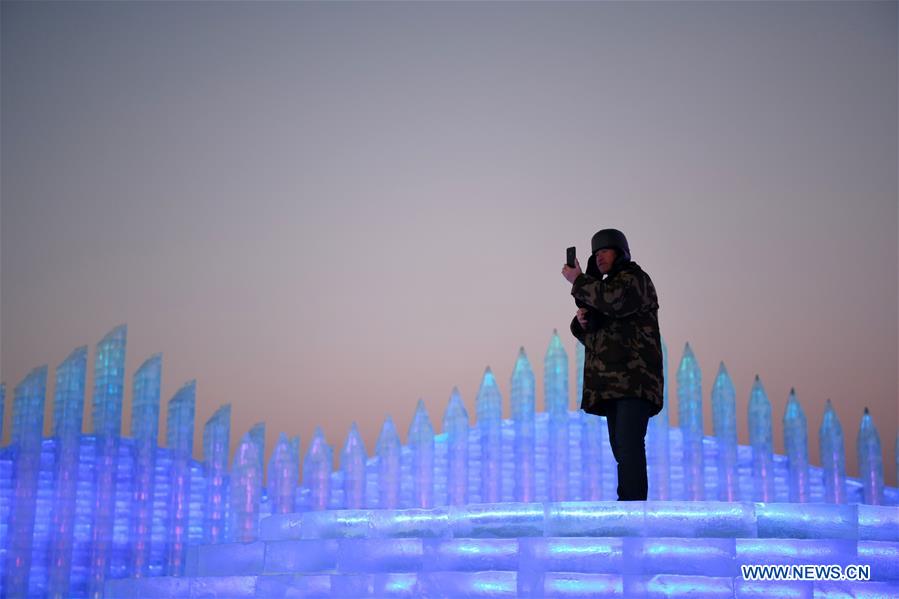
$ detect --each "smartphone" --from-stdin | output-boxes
[566,246,576,268]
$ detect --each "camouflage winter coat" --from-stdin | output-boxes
[569,260,664,417]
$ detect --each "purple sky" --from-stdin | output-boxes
[2,1,897,486]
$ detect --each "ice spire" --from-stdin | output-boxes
[88,324,127,599]
[304,426,333,511]
[443,388,469,506]
[5,365,47,597]
[230,432,262,542]
[269,433,298,515]
[511,347,536,502]
[48,347,87,597]
[202,404,231,544]
[783,388,810,503]
[711,362,738,501]
[819,399,847,504]
[544,330,569,415]
[576,341,585,408]
[409,399,435,508]
[857,407,884,505]
[677,342,704,500]
[476,367,503,502]
[581,411,604,500]
[647,336,670,500]
[376,416,401,508]
[342,423,366,509]
[748,375,775,502]
[545,331,569,501]
[248,422,266,479]
[128,354,162,579]
[166,380,195,576]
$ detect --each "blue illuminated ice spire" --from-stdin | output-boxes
[677,343,704,501]
[342,423,366,509]
[443,388,469,506]
[576,341,584,406]
[511,348,536,502]
[748,375,775,502]
[128,354,162,578]
[166,380,195,576]
[647,337,670,500]
[48,346,87,597]
[269,433,298,514]
[203,404,230,544]
[5,365,47,598]
[88,324,127,599]
[783,388,810,503]
[376,417,400,508]
[476,367,503,502]
[248,422,266,478]
[409,399,435,508]
[304,427,333,511]
[545,331,569,501]
[819,399,847,504]
[581,411,604,500]
[711,362,738,501]
[857,407,884,505]
[230,432,262,542]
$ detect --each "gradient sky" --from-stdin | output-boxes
[2,1,897,486]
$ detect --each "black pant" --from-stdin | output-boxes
[606,397,652,501]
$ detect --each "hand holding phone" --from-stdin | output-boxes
[566,246,576,268]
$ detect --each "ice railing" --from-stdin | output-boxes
[1,324,896,597]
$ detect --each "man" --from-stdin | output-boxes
[561,228,663,501]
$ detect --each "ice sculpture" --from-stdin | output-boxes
[783,388,810,503]
[408,399,435,508]
[580,413,604,500]
[88,324,127,599]
[511,348,536,502]
[677,343,704,500]
[305,427,333,511]
[341,423,366,509]
[376,417,400,509]
[748,375,775,502]
[248,421,265,476]
[269,433,299,515]
[48,346,87,597]
[646,337,670,500]
[230,432,261,542]
[545,331,569,502]
[711,362,738,501]
[166,380,195,575]
[819,399,847,504]
[5,365,47,597]
[858,407,884,505]
[202,404,230,544]
[1,326,898,599]
[128,354,162,578]
[443,388,468,506]
[476,367,503,503]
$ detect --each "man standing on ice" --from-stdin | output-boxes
[562,228,664,501]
